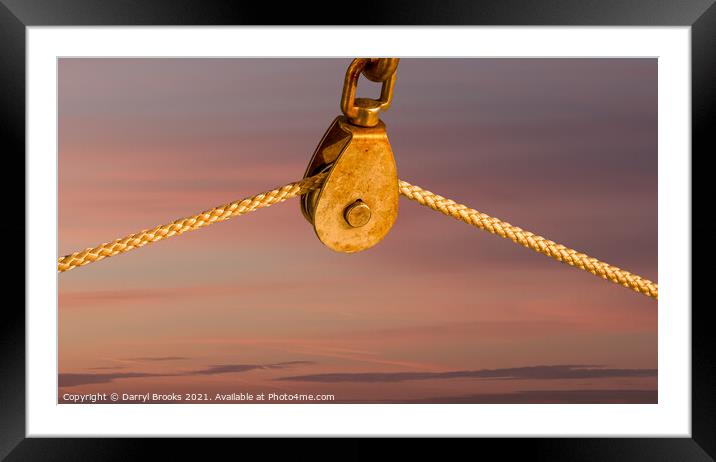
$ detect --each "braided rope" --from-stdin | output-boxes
[58,173,658,300]
[57,173,327,273]
[398,180,658,299]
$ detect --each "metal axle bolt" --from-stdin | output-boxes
[344,200,372,228]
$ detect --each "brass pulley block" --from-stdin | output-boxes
[301,58,400,253]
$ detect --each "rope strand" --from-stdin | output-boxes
[57,173,327,273]
[58,174,657,300]
[398,180,658,299]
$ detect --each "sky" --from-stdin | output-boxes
[58,58,657,404]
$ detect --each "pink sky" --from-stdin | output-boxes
[58,58,657,403]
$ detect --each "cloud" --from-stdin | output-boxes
[59,281,313,309]
[60,361,314,387]
[187,361,314,376]
[59,286,246,308]
[124,356,190,362]
[357,389,657,404]
[59,372,172,388]
[275,364,656,383]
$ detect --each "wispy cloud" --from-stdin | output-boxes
[359,389,657,404]
[275,365,656,383]
[60,361,314,388]
[86,366,128,371]
[59,372,172,388]
[59,281,317,309]
[187,361,314,376]
[124,356,190,362]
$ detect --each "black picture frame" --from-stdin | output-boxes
[5,0,710,459]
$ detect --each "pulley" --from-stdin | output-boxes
[300,58,400,253]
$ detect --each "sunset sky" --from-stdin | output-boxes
[58,58,657,404]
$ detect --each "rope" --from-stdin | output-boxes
[398,180,658,299]
[58,173,658,300]
[57,173,327,273]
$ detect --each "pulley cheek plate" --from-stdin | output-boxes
[301,116,398,253]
